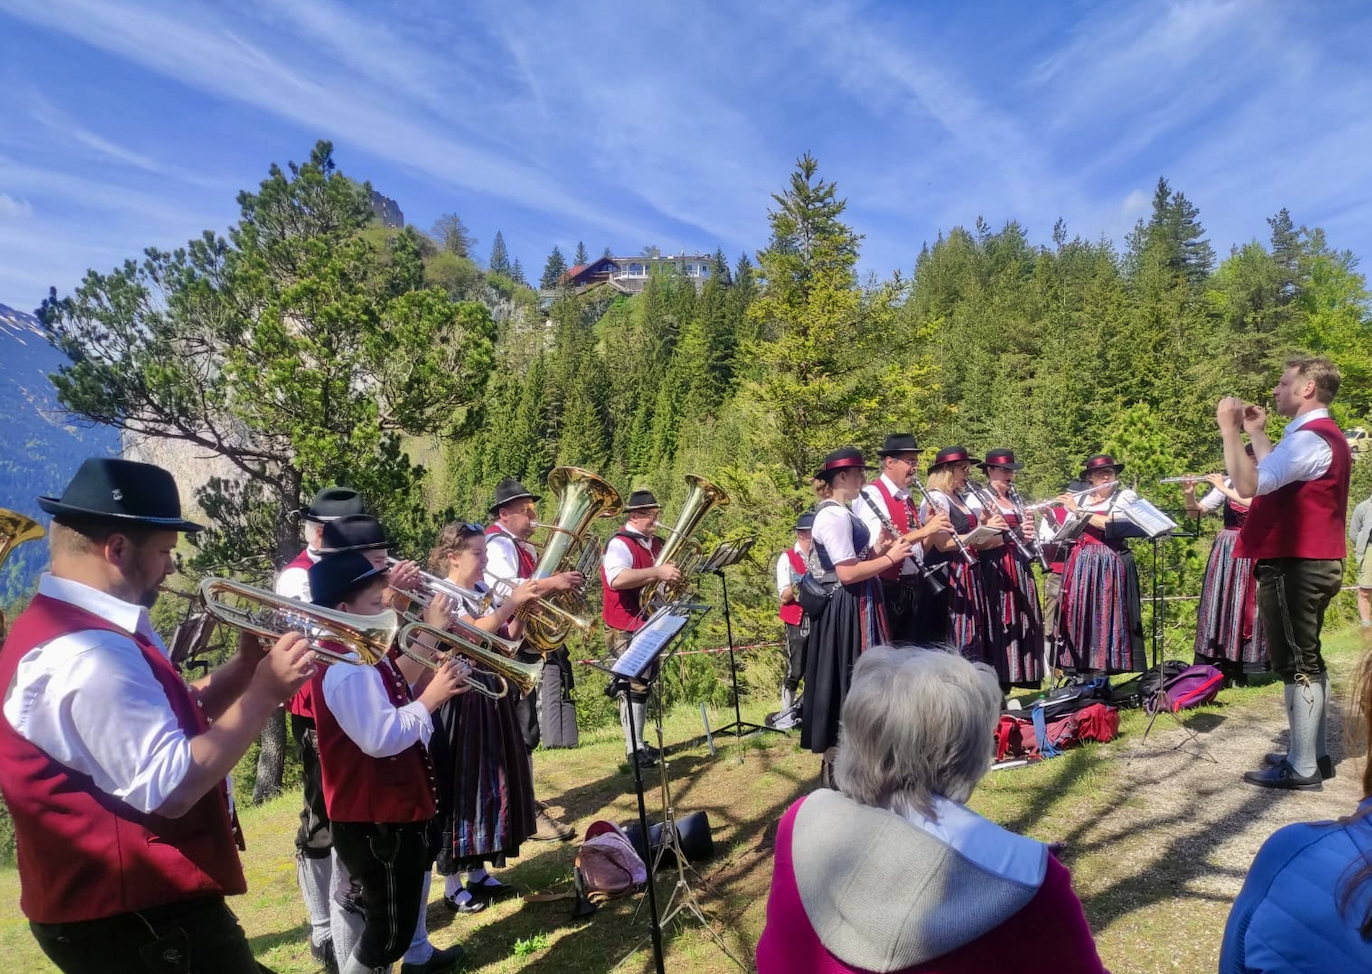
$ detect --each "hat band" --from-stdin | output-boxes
[822,457,867,472]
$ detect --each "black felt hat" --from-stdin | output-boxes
[795,512,815,531]
[978,448,1024,472]
[814,447,874,481]
[623,489,661,512]
[303,487,364,522]
[38,457,203,532]
[1080,454,1125,479]
[928,445,981,474]
[310,551,388,608]
[319,514,390,553]
[877,433,920,457]
[489,478,541,515]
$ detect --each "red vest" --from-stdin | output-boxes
[311,651,437,824]
[779,548,807,627]
[601,531,664,632]
[0,594,245,923]
[281,548,317,719]
[486,524,537,577]
[1236,418,1351,560]
[870,480,918,581]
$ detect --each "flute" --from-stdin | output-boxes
[1158,474,1223,484]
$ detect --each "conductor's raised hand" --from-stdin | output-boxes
[1242,402,1268,434]
[1216,396,1246,433]
[251,632,315,701]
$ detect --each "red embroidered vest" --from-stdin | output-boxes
[312,651,437,824]
[779,549,806,627]
[280,548,318,719]
[486,524,537,577]
[601,531,664,632]
[870,480,917,581]
[1236,418,1351,560]
[0,595,245,923]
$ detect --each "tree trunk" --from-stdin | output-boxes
[251,708,287,804]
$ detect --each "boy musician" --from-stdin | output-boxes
[768,512,813,730]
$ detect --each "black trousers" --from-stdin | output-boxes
[31,896,269,974]
[290,715,331,857]
[783,622,807,693]
[513,651,543,752]
[881,577,922,644]
[330,821,433,969]
[1256,557,1345,682]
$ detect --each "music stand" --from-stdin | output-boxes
[702,536,775,744]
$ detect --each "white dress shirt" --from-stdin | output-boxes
[811,503,859,565]
[853,475,919,576]
[775,544,807,597]
[321,656,433,758]
[484,523,535,596]
[603,530,655,585]
[1255,408,1335,496]
[3,574,192,815]
[274,548,320,601]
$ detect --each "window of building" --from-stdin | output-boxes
[629,263,644,276]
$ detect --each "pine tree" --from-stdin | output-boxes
[430,213,477,258]
[510,258,527,286]
[602,245,613,258]
[541,246,568,289]
[574,241,589,266]
[711,247,730,283]
[1268,207,1301,302]
[489,231,511,276]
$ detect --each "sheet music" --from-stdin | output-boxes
[611,610,691,677]
[964,525,1002,547]
[1115,495,1178,538]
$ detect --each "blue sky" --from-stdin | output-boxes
[2,0,1371,309]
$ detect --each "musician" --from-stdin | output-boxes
[1055,455,1147,676]
[1037,479,1085,678]
[276,486,365,600]
[976,449,1045,689]
[852,433,950,643]
[426,521,540,914]
[1219,357,1350,790]
[484,478,578,841]
[803,448,911,787]
[0,458,314,974]
[309,551,469,974]
[917,446,1005,665]
[768,511,814,730]
[601,489,681,767]
[1183,448,1265,685]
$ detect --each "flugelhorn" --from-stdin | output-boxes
[199,577,397,666]
[397,622,542,700]
[385,559,558,656]
[0,509,44,640]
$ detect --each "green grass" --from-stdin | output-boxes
[3,631,1369,973]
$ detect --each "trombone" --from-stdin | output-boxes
[397,622,542,700]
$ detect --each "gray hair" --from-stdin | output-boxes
[833,645,1002,821]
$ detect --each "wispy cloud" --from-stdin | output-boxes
[0,193,34,220]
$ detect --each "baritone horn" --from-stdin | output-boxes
[397,622,542,700]
[0,509,45,640]
[199,577,398,666]
[640,474,731,608]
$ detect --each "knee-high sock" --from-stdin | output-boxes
[631,697,648,750]
[1288,678,1325,778]
[1315,671,1330,760]
[401,871,433,966]
[297,853,333,947]
[338,952,383,974]
[618,694,636,755]
[329,849,364,970]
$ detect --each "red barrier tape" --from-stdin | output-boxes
[575,641,782,666]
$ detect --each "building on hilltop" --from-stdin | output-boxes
[539,252,724,307]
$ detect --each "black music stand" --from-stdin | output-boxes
[702,536,774,745]
[593,602,712,974]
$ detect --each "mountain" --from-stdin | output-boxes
[0,302,120,603]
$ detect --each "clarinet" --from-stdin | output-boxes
[1007,483,1050,570]
[909,472,975,565]
[857,490,942,585]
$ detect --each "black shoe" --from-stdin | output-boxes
[310,938,338,973]
[1244,760,1323,791]
[1262,752,1335,779]
[467,878,519,903]
[628,748,658,768]
[442,892,487,914]
[400,943,464,974]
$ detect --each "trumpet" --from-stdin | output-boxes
[1021,481,1119,514]
[1158,474,1224,484]
[199,577,398,666]
[397,622,542,700]
[486,572,595,636]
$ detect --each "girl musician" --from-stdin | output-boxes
[975,449,1045,689]
[426,523,541,915]
[803,447,912,787]
[1183,446,1266,685]
[1055,455,1147,675]
[917,446,1006,665]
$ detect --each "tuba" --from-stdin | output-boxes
[519,466,622,653]
[0,509,45,640]
[640,474,730,608]
[199,577,398,666]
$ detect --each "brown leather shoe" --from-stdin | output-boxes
[531,801,575,842]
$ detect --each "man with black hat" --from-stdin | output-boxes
[0,458,315,974]
[853,434,951,643]
[767,512,814,730]
[601,490,682,765]
[276,486,366,602]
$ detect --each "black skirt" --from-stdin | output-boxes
[800,579,885,755]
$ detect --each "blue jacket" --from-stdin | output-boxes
[1221,798,1372,973]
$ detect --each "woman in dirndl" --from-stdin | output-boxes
[976,448,1045,688]
[427,522,540,914]
[1184,446,1265,685]
[1055,454,1146,675]
[917,446,1005,665]
[801,447,909,786]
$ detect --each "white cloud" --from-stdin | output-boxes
[0,193,35,220]
[1122,189,1149,219]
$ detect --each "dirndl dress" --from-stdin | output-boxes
[980,508,1044,685]
[1193,501,1266,673]
[916,493,989,665]
[1055,526,1145,674]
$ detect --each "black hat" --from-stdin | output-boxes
[979,448,1024,472]
[489,478,541,515]
[310,551,388,608]
[38,458,203,532]
[320,514,390,553]
[877,433,920,457]
[928,446,981,474]
[1080,454,1125,479]
[623,489,661,512]
[795,512,815,531]
[814,447,873,481]
[304,486,364,522]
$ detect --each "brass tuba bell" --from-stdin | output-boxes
[640,474,730,609]
[0,508,45,640]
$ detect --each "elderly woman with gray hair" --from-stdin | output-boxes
[757,646,1108,974]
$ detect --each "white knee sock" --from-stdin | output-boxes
[1288,678,1324,778]
[328,850,364,970]
[401,872,434,965]
[297,853,334,947]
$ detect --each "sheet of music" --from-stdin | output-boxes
[611,610,691,677]
[1116,495,1178,538]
